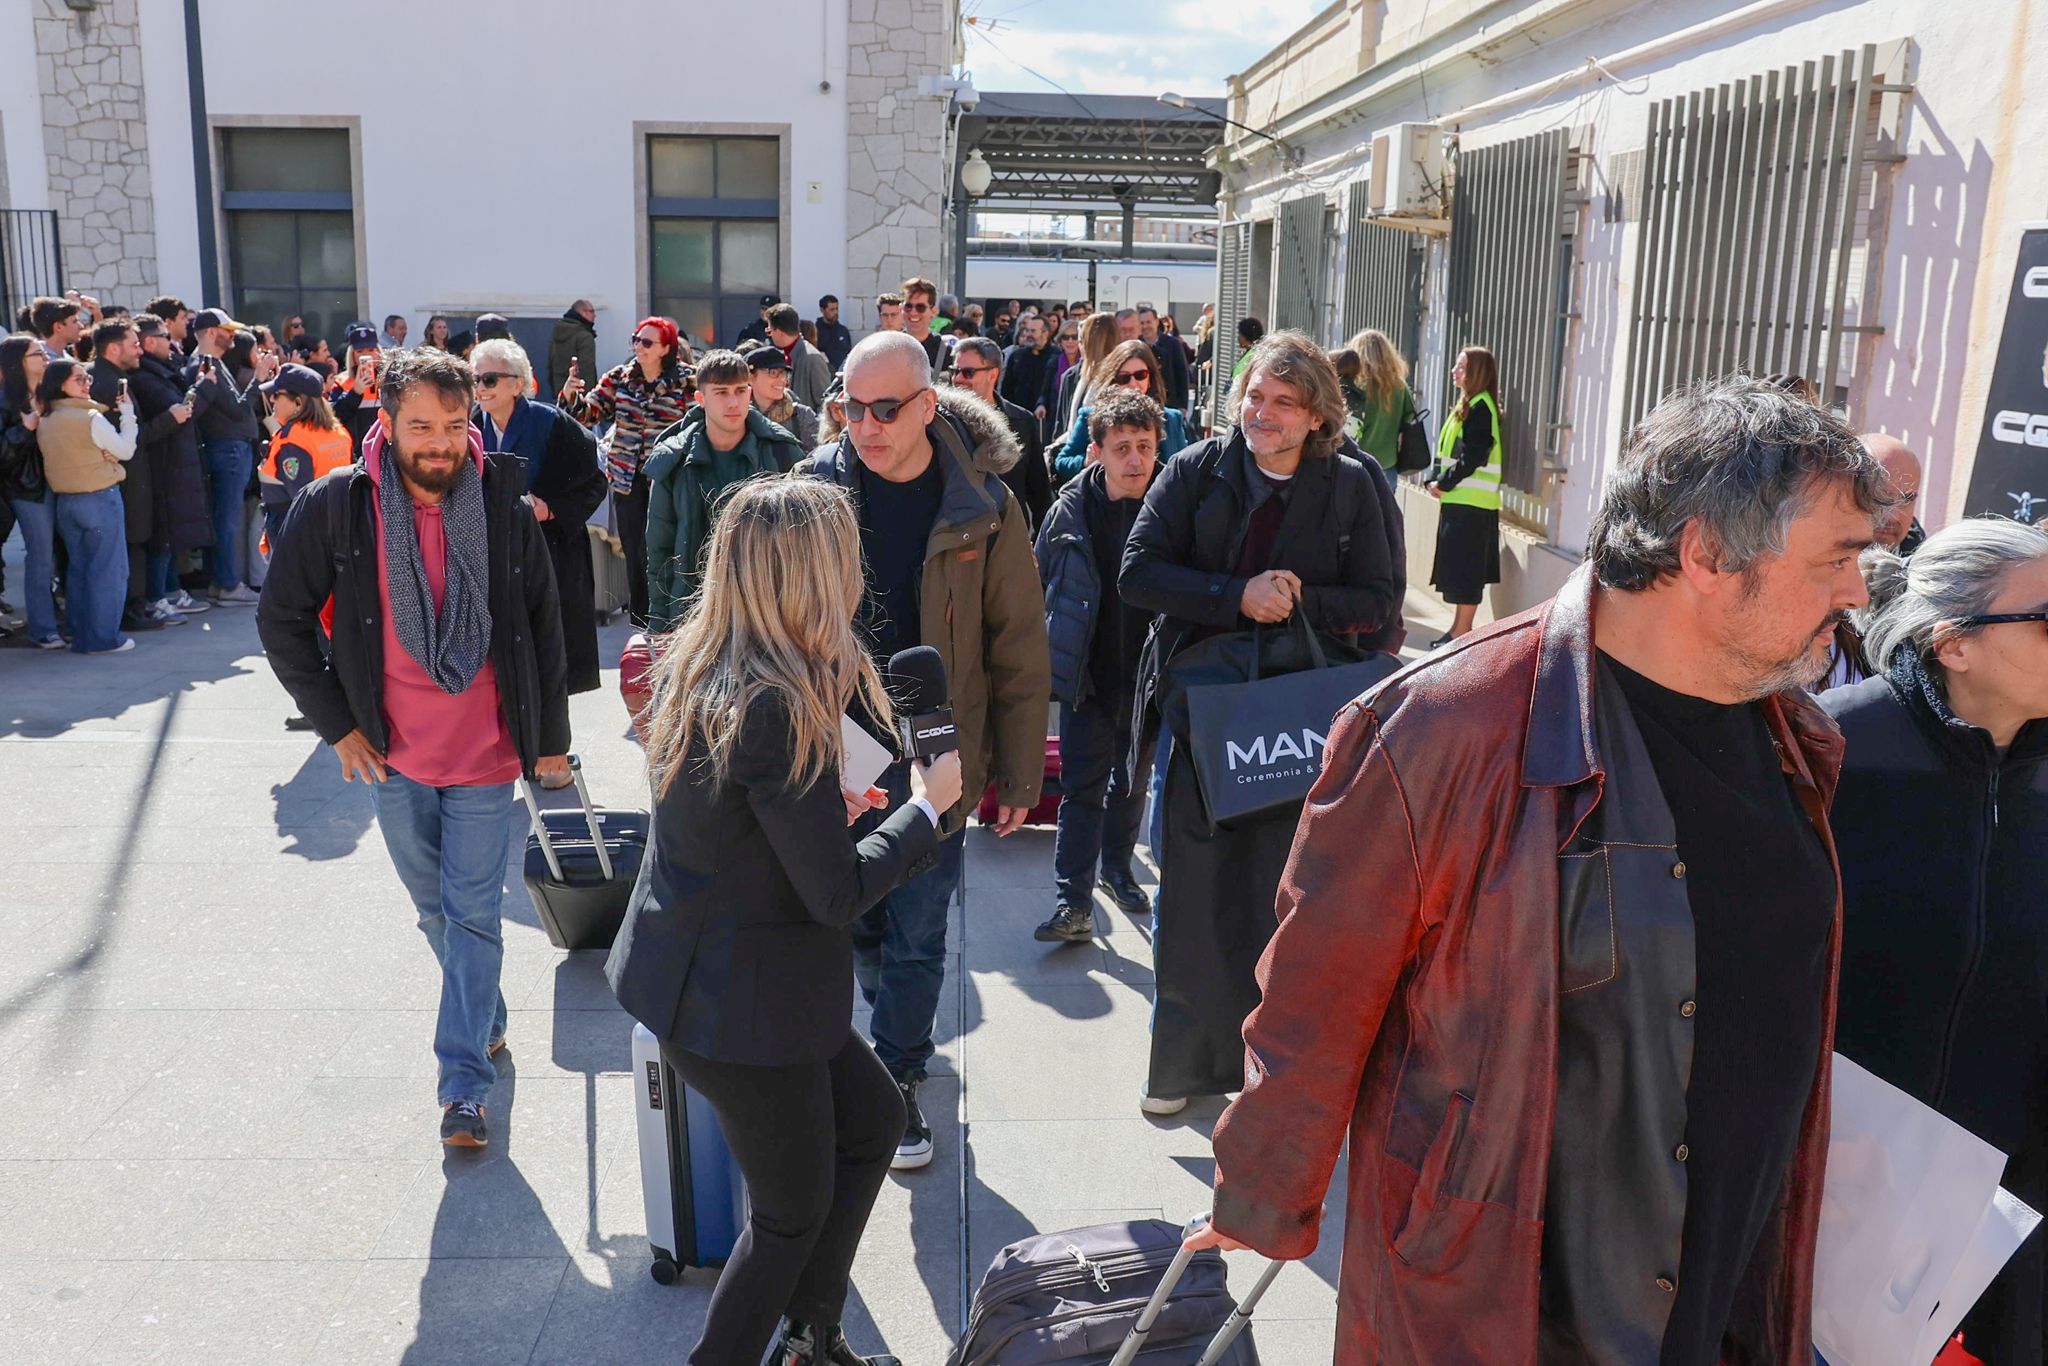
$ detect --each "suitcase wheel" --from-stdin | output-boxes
[650,1255,680,1286]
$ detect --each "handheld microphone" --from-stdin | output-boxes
[885,646,959,762]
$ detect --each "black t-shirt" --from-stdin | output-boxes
[855,455,943,664]
[1601,656,1834,1366]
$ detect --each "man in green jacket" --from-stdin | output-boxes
[641,350,806,631]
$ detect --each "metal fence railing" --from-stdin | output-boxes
[0,210,64,326]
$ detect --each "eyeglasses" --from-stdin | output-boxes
[952,365,995,380]
[845,390,928,424]
[1113,367,1151,386]
[631,335,662,349]
[1951,611,2048,633]
[476,372,518,388]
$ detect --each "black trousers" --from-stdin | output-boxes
[613,471,650,627]
[660,1030,906,1365]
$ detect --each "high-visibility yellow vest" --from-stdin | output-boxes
[1437,390,1503,511]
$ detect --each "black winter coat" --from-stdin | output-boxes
[996,396,1051,532]
[1037,463,1153,708]
[605,694,939,1064]
[256,453,571,779]
[0,402,43,501]
[1119,431,1404,744]
[127,352,212,552]
[1822,655,2048,1364]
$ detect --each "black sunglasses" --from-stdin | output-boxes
[904,301,933,313]
[845,390,928,424]
[476,372,521,388]
[951,365,995,380]
[1113,367,1151,385]
[631,335,662,348]
[1952,611,2048,632]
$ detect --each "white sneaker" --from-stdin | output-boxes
[1139,1092,1189,1117]
[169,589,210,612]
[88,636,136,655]
[212,584,260,606]
[145,599,187,626]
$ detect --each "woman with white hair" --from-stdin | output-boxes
[1823,518,2048,1365]
[470,338,611,708]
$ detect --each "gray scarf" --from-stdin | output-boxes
[379,446,492,695]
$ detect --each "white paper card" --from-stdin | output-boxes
[840,715,894,797]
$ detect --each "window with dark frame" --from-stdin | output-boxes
[220,127,357,348]
[647,134,780,351]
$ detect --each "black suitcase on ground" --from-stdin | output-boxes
[519,755,647,951]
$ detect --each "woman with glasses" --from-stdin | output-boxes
[560,315,696,626]
[1823,519,2048,1366]
[1049,338,1189,483]
[471,338,611,707]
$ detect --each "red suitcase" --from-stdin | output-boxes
[976,737,1063,827]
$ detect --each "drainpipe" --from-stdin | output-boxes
[183,0,220,302]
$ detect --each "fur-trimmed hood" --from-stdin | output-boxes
[932,386,1021,475]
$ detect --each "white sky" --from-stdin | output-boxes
[959,0,1329,100]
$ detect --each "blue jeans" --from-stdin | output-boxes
[54,488,128,653]
[145,547,174,602]
[1053,696,1149,909]
[371,772,517,1106]
[202,438,253,588]
[7,493,58,641]
[852,767,964,1083]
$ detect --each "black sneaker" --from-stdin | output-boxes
[892,1077,932,1171]
[1099,869,1151,915]
[1033,903,1096,944]
[1428,632,1456,650]
[283,715,317,732]
[121,610,164,633]
[440,1100,488,1148]
[771,1319,902,1366]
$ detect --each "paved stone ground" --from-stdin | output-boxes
[0,540,1441,1363]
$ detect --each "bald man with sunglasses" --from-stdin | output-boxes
[799,330,1050,1172]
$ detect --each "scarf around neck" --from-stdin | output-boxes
[378,440,492,695]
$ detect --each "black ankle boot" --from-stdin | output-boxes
[772,1319,902,1366]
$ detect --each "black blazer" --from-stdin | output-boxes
[605,695,939,1066]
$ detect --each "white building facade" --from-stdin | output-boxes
[1213,0,2048,620]
[0,0,961,371]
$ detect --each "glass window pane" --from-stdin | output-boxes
[234,287,302,337]
[649,137,715,199]
[718,220,778,296]
[298,292,357,351]
[651,219,714,292]
[223,128,351,194]
[653,297,717,353]
[717,139,778,200]
[297,212,357,289]
[228,211,296,287]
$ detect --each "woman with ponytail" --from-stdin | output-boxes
[1822,518,2048,1365]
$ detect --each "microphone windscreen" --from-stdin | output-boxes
[885,645,949,716]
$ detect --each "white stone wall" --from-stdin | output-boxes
[31,0,156,297]
[844,0,956,334]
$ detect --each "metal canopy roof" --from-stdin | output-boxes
[958,91,1226,207]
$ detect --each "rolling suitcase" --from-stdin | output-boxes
[631,1022,748,1283]
[947,1217,1280,1365]
[975,736,1064,827]
[519,755,648,951]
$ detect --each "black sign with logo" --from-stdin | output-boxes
[1964,225,2048,524]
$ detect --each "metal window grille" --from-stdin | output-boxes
[1210,220,1253,421]
[0,210,64,326]
[1273,194,1327,335]
[1442,127,1580,535]
[1622,43,1908,427]
[1340,185,1424,365]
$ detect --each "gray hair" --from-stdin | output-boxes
[470,338,532,389]
[1587,374,1895,591]
[1225,330,1347,461]
[953,336,1003,369]
[1856,519,2048,672]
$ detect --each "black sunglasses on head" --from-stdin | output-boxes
[844,390,929,424]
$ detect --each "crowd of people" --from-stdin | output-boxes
[7,264,2042,1366]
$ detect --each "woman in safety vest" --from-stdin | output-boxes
[255,362,352,554]
[1426,344,1502,648]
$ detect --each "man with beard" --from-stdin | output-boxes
[1186,375,1894,1365]
[259,348,570,1151]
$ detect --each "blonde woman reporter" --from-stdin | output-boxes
[605,478,961,1366]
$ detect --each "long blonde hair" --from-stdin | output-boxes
[1345,328,1408,409]
[1078,313,1120,377]
[643,479,893,798]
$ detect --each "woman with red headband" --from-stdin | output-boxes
[561,315,695,626]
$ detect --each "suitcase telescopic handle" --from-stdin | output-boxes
[521,754,614,883]
[1107,1218,1284,1366]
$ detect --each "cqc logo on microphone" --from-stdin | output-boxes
[1991,411,2048,447]
[2023,266,2048,299]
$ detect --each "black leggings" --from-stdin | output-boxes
[613,471,650,627]
[660,1030,906,1365]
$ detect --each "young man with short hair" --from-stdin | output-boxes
[900,277,950,374]
[259,349,572,1150]
[814,294,853,372]
[30,297,84,360]
[767,303,833,411]
[146,295,191,344]
[874,292,906,334]
[1034,389,1164,944]
[641,349,807,632]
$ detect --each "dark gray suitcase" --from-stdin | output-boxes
[947,1218,1280,1366]
[519,755,647,951]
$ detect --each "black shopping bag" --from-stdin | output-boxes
[1165,615,1399,829]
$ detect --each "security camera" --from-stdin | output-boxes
[954,80,980,113]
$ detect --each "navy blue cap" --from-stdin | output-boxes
[260,363,326,398]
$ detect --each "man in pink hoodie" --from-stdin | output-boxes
[259,348,571,1149]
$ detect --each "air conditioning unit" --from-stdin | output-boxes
[1367,122,1446,219]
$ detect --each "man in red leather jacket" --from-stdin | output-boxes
[1191,376,1902,1365]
